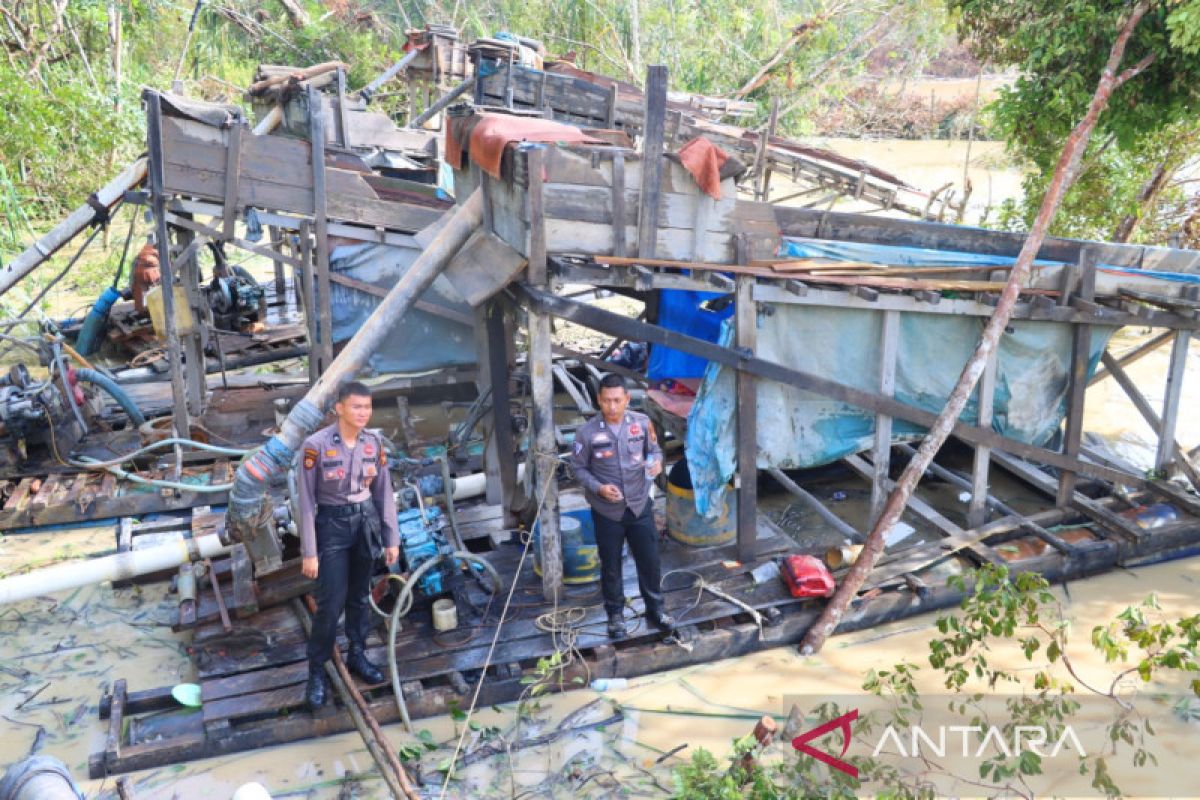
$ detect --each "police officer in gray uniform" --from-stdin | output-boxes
[298,381,400,711]
[572,373,673,639]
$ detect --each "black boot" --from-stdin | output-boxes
[646,606,675,634]
[606,610,628,640]
[346,644,385,685]
[306,663,329,711]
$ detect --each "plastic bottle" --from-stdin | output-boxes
[590,677,628,692]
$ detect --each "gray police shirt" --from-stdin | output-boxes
[297,424,400,558]
[572,411,662,521]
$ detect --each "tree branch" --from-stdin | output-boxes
[798,0,1154,656]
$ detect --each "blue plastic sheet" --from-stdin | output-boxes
[647,288,733,379]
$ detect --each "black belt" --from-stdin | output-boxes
[316,500,374,517]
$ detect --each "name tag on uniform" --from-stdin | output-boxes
[322,459,343,467]
[591,433,613,446]
[596,449,615,459]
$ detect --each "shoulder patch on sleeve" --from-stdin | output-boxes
[303,448,318,469]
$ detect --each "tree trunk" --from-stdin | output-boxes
[798,0,1157,656]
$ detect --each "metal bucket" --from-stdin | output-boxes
[666,474,736,547]
[533,510,601,584]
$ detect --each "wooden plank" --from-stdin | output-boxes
[1156,331,1191,471]
[990,450,1144,543]
[611,153,626,257]
[526,146,560,600]
[1100,350,1200,491]
[735,267,758,562]
[298,221,319,388]
[636,65,668,259]
[1058,249,1096,506]
[230,544,257,618]
[308,85,334,373]
[221,124,243,241]
[870,310,899,525]
[846,454,1003,567]
[105,678,127,768]
[444,228,529,306]
[968,348,999,528]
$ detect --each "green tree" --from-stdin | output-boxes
[948,0,1200,241]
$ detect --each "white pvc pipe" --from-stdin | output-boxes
[0,533,228,606]
[449,463,526,500]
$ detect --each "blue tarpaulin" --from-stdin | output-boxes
[647,288,733,379]
[684,238,1122,518]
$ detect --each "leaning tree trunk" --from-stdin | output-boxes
[799,0,1157,656]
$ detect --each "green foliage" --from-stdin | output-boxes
[949,0,1200,240]
[671,565,1200,798]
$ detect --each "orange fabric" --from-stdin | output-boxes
[677,136,729,199]
[447,113,605,179]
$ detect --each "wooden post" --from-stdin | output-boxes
[308,85,335,373]
[611,153,627,258]
[335,67,351,148]
[968,348,998,527]
[526,147,562,600]
[637,66,668,260]
[1155,330,1191,471]
[1056,248,1095,506]
[269,226,286,298]
[145,92,191,446]
[221,124,242,241]
[869,310,899,525]
[754,97,780,202]
[478,299,519,526]
[298,221,320,386]
[172,216,207,417]
[735,244,758,562]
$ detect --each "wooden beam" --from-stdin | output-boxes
[221,124,242,241]
[525,147,561,601]
[968,348,998,528]
[766,467,862,543]
[636,65,668,260]
[298,221,319,386]
[1057,249,1095,506]
[1156,331,1191,471]
[1088,330,1173,386]
[308,85,334,373]
[735,271,758,562]
[482,299,519,526]
[1099,350,1200,491]
[870,310,899,525]
[611,153,627,258]
[145,92,191,450]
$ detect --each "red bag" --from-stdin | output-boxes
[781,555,836,598]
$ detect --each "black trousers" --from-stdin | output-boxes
[592,503,664,618]
[306,505,379,666]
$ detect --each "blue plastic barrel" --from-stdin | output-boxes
[533,509,601,584]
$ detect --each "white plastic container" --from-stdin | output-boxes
[431,598,458,631]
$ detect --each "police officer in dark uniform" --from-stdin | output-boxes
[572,373,673,639]
[297,381,400,710]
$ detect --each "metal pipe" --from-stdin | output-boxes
[359,48,422,103]
[227,191,484,536]
[0,533,227,606]
[409,77,473,128]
